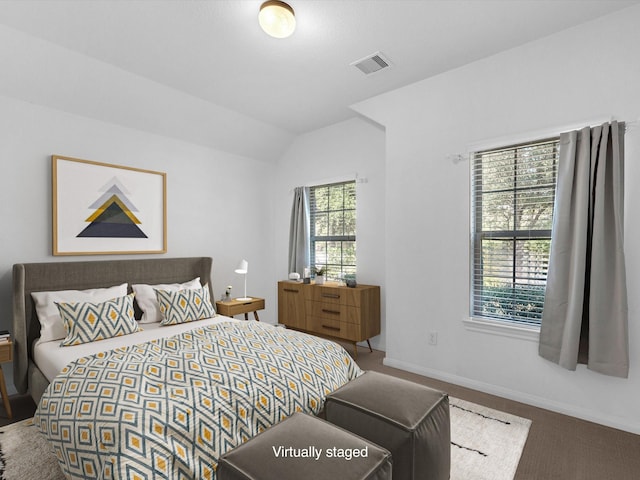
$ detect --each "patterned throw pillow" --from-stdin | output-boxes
[156,285,216,325]
[57,294,141,347]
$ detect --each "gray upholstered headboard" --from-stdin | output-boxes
[12,257,213,399]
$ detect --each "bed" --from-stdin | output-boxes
[12,257,362,479]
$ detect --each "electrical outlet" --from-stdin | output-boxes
[428,331,438,346]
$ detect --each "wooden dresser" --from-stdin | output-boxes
[277,281,380,357]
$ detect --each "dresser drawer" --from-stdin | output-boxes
[310,286,346,305]
[306,316,360,342]
[306,301,361,324]
[310,284,376,305]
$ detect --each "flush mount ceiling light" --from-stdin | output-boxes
[259,1,296,38]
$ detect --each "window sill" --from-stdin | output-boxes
[463,316,540,342]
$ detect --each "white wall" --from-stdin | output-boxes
[353,6,640,433]
[273,117,387,350]
[0,95,277,392]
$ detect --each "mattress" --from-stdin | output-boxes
[33,315,238,382]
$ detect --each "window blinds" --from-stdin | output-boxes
[471,138,559,325]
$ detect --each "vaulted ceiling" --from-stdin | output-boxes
[1,0,637,160]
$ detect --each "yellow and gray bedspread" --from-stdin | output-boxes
[34,321,362,479]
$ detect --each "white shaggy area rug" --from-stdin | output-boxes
[450,398,531,480]
[0,398,531,480]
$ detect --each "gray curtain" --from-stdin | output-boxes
[539,121,628,378]
[288,186,310,276]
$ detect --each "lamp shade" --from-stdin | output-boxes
[235,259,248,274]
[258,1,296,39]
[234,259,250,301]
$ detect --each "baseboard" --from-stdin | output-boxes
[383,356,640,435]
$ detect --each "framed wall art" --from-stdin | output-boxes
[52,155,167,255]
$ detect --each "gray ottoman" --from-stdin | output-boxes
[217,412,392,480]
[325,371,450,480]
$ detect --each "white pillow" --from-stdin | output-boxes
[32,283,128,344]
[132,277,201,324]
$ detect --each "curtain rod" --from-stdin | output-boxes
[288,172,367,194]
[303,172,360,187]
[456,118,636,163]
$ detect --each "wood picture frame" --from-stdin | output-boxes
[52,155,167,255]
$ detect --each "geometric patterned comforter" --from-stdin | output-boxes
[34,321,363,479]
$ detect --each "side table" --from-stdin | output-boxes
[0,339,13,418]
[216,297,265,321]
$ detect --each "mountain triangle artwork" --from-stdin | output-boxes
[77,177,147,238]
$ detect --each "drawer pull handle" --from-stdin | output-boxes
[322,293,340,299]
[322,309,341,315]
[322,324,341,332]
[283,289,299,293]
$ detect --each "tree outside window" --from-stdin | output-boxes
[310,181,356,281]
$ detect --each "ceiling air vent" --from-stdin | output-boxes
[351,52,391,75]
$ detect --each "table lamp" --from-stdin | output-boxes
[235,259,251,301]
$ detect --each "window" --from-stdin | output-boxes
[471,138,559,326]
[309,181,356,281]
